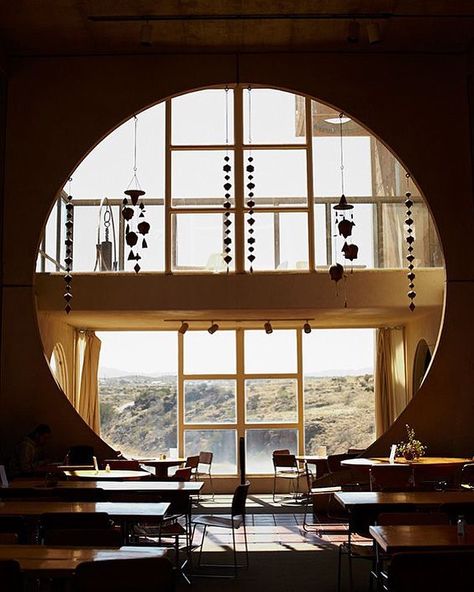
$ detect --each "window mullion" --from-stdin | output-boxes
[165,99,172,273]
[305,97,316,271]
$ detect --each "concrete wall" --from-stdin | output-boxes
[1,52,472,467]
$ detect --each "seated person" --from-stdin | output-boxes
[10,424,52,476]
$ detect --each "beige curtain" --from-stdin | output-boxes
[375,327,408,437]
[75,330,102,434]
[51,343,69,396]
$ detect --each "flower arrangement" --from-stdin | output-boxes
[396,424,427,461]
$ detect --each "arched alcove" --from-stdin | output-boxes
[413,339,432,395]
[2,53,472,472]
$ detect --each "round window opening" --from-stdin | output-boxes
[35,85,446,466]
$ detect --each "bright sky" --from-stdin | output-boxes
[97,328,374,376]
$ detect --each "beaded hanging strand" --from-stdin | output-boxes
[405,173,416,311]
[222,87,233,272]
[64,177,74,314]
[246,86,256,272]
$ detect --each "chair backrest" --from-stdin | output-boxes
[0,533,18,544]
[388,551,474,592]
[273,449,290,456]
[199,451,213,466]
[412,463,457,490]
[66,445,95,465]
[377,512,450,526]
[231,481,250,518]
[186,455,199,470]
[460,463,474,486]
[272,453,297,470]
[171,467,192,481]
[73,557,174,592]
[0,560,21,592]
[44,527,122,547]
[370,465,414,492]
[41,512,111,531]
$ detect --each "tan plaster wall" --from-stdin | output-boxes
[1,52,472,469]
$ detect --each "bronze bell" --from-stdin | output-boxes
[342,242,359,261]
[338,218,355,238]
[334,194,354,211]
[329,263,344,283]
[124,188,145,206]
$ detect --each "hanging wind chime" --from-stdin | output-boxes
[329,113,358,306]
[64,177,74,314]
[246,86,256,272]
[223,87,232,271]
[405,173,416,311]
[121,115,151,273]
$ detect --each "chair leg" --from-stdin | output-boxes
[208,470,215,500]
[197,525,207,567]
[337,545,343,592]
[231,526,237,578]
[273,474,277,502]
[243,520,249,568]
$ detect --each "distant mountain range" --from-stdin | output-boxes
[99,366,372,379]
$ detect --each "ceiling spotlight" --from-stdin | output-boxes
[140,22,153,46]
[347,20,360,43]
[208,322,219,335]
[264,321,273,335]
[178,321,189,335]
[366,22,382,45]
[303,321,312,334]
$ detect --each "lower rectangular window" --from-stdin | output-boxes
[184,429,237,474]
[245,428,298,474]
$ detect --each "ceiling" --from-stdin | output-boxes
[1,1,474,57]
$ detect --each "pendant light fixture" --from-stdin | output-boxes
[246,86,256,272]
[223,86,233,272]
[64,177,74,314]
[121,114,151,273]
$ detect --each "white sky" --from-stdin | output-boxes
[97,329,374,376]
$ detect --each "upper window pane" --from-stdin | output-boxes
[244,89,305,144]
[184,331,236,374]
[72,103,165,199]
[172,89,234,145]
[313,136,372,197]
[172,213,235,272]
[244,150,307,204]
[172,151,234,205]
[245,330,297,374]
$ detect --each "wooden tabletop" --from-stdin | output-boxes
[63,470,151,480]
[341,457,471,467]
[134,458,186,467]
[0,545,167,575]
[8,480,203,492]
[335,490,474,509]
[0,501,170,521]
[370,525,474,553]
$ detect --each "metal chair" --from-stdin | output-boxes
[272,451,306,502]
[196,452,214,499]
[171,467,192,481]
[192,481,250,578]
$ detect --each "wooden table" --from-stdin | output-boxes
[63,470,151,480]
[296,455,328,479]
[9,480,203,493]
[0,545,167,576]
[341,457,471,467]
[370,524,474,553]
[133,459,186,479]
[336,490,474,510]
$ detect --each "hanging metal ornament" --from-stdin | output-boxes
[333,113,358,270]
[405,173,416,311]
[94,197,118,272]
[246,86,256,272]
[64,177,74,314]
[222,87,233,271]
[121,115,151,273]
